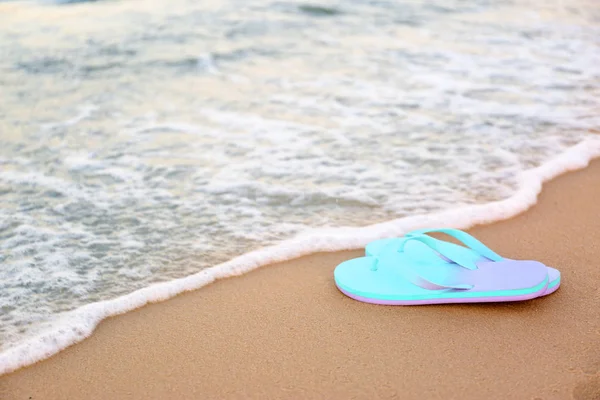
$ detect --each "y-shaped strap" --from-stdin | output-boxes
[407,228,503,262]
[399,234,478,270]
[371,234,476,290]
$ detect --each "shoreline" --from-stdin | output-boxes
[1,160,600,398]
[1,138,599,377]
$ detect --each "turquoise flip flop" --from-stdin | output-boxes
[334,234,551,305]
[365,228,561,296]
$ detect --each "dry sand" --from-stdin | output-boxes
[1,160,600,400]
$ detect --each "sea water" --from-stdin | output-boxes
[1,0,599,373]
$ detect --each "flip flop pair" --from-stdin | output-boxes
[334,228,560,305]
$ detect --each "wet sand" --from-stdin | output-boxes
[1,160,600,400]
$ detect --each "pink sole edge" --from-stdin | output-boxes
[336,282,557,305]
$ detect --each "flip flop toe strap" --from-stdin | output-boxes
[372,235,475,291]
[407,228,503,262]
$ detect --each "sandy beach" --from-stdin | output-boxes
[1,159,600,399]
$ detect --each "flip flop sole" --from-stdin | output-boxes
[334,255,550,305]
[366,240,561,296]
[544,269,561,295]
[336,281,549,305]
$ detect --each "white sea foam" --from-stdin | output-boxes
[1,138,599,375]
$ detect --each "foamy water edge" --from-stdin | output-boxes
[1,137,600,376]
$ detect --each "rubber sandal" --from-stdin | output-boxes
[335,234,550,305]
[365,228,560,296]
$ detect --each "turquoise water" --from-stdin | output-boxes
[0,0,599,362]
